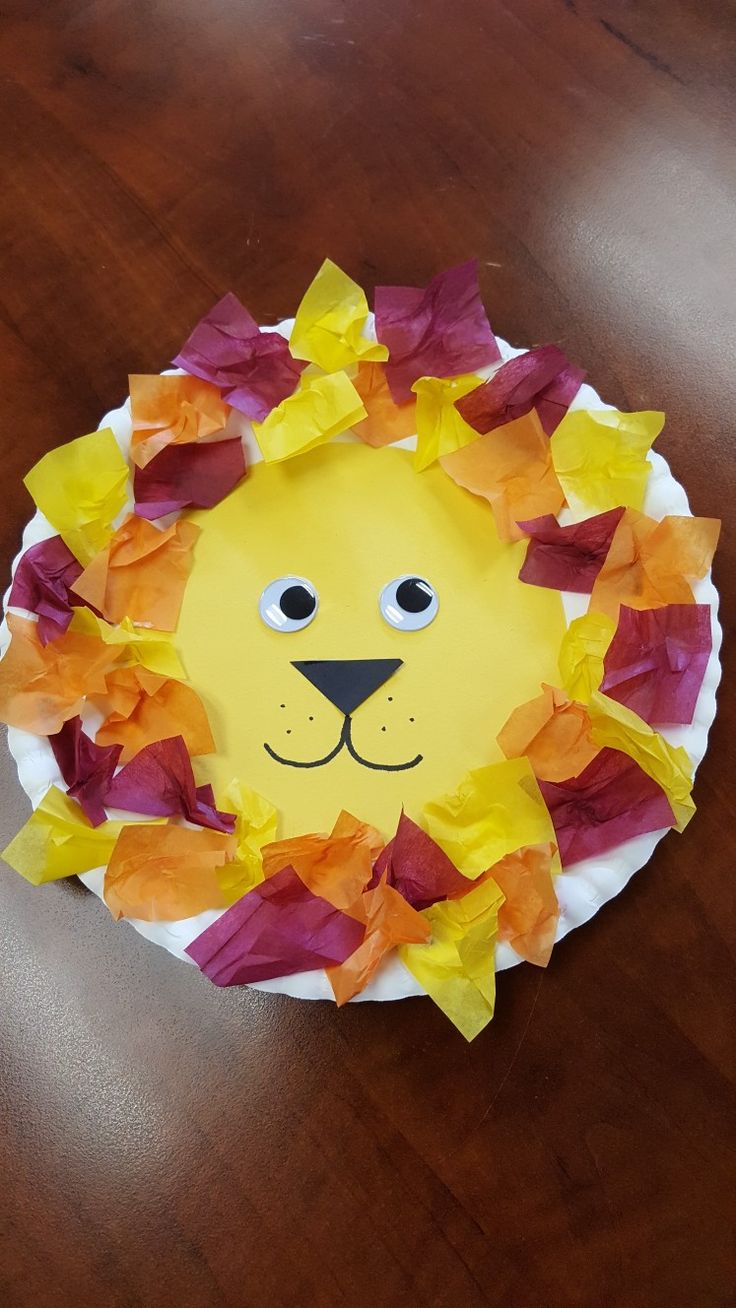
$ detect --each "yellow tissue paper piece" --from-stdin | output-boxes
[558,611,616,703]
[253,372,367,463]
[550,409,664,515]
[411,374,482,471]
[422,756,557,880]
[24,428,129,565]
[70,609,185,679]
[217,778,277,903]
[289,259,388,371]
[399,877,505,1041]
[2,786,126,884]
[588,691,695,830]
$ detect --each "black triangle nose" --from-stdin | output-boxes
[292,659,403,716]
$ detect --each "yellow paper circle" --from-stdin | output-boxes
[178,443,566,837]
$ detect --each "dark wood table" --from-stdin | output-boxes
[1,2,734,1304]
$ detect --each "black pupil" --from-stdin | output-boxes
[280,584,315,621]
[396,577,433,613]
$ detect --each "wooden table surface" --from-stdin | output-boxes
[1,2,734,1304]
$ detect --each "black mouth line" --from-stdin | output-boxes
[264,715,423,773]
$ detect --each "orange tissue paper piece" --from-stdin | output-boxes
[490,843,559,967]
[91,665,215,762]
[104,823,236,922]
[129,374,229,469]
[590,509,721,619]
[0,613,118,735]
[72,514,200,631]
[326,874,430,1005]
[261,810,383,912]
[351,362,418,448]
[497,683,599,782]
[440,410,565,541]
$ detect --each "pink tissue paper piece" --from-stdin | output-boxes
[49,716,122,827]
[538,747,675,866]
[186,863,366,985]
[174,292,306,421]
[368,810,470,910]
[133,436,246,519]
[517,507,625,593]
[104,735,235,833]
[9,536,87,644]
[455,344,586,437]
[600,603,712,725]
[374,260,501,404]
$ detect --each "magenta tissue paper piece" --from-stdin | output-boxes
[455,343,585,437]
[517,507,625,593]
[9,536,86,644]
[369,811,470,910]
[374,260,501,404]
[600,604,712,725]
[49,716,122,827]
[538,747,675,866]
[185,864,366,985]
[174,292,306,421]
[104,735,235,833]
[133,436,246,518]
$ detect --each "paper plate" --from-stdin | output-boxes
[2,329,721,1002]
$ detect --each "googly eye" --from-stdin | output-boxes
[259,577,319,632]
[379,576,438,631]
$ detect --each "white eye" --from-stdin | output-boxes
[259,577,319,632]
[379,576,438,631]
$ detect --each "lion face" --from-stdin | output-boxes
[177,442,565,836]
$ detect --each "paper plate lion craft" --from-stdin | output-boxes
[0,260,721,1039]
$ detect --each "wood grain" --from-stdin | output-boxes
[1,2,734,1304]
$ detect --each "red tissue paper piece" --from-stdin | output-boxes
[133,436,246,519]
[600,603,712,725]
[173,292,306,421]
[455,344,586,437]
[374,260,501,404]
[538,747,675,866]
[104,735,235,833]
[369,810,471,910]
[517,507,625,593]
[9,536,87,644]
[49,716,122,827]
[185,863,366,985]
